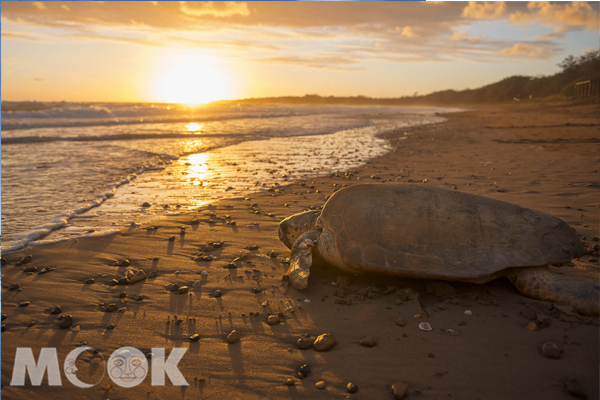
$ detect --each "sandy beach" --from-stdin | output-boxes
[2,103,599,400]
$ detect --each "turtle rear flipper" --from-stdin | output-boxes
[286,230,320,290]
[506,267,599,316]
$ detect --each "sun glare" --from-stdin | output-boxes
[154,53,232,105]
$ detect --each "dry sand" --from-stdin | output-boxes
[2,103,599,400]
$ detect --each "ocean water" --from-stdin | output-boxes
[1,102,448,253]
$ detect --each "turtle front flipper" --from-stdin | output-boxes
[506,267,599,316]
[286,230,321,289]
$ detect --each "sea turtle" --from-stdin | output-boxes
[278,184,598,316]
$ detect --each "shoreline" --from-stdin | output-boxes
[1,103,599,400]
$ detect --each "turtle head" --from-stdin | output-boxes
[278,210,321,249]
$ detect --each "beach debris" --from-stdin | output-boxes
[134,295,143,301]
[347,382,358,393]
[313,333,336,352]
[359,336,377,347]
[297,338,313,350]
[106,324,116,330]
[304,299,311,303]
[564,379,587,399]
[392,382,409,400]
[284,378,295,386]
[19,301,31,307]
[38,267,55,274]
[315,381,326,390]
[418,322,433,332]
[23,266,37,273]
[8,283,20,291]
[395,317,406,327]
[192,280,202,289]
[252,287,261,294]
[245,245,259,250]
[189,334,201,342]
[142,202,151,207]
[58,315,73,329]
[50,306,62,315]
[445,329,460,336]
[267,250,278,258]
[85,278,95,284]
[201,271,208,276]
[213,289,223,297]
[267,315,281,325]
[129,270,147,283]
[178,286,189,295]
[464,310,473,316]
[169,283,180,292]
[72,325,81,332]
[541,342,562,359]
[20,255,33,264]
[226,330,240,344]
[105,304,118,313]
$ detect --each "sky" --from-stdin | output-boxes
[1,1,599,104]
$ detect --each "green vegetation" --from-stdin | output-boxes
[223,51,600,106]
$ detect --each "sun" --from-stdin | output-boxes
[153,52,232,105]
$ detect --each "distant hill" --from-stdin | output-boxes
[220,51,600,106]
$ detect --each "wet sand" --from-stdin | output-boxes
[2,103,599,400]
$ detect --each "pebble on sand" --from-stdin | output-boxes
[19,301,30,307]
[129,270,147,283]
[564,379,588,399]
[148,271,158,278]
[21,255,33,264]
[541,342,562,359]
[50,306,62,314]
[213,290,222,297]
[418,322,433,332]
[315,381,326,390]
[58,315,73,329]
[105,304,118,313]
[23,266,37,273]
[347,382,358,393]
[359,336,377,347]
[178,286,189,294]
[526,322,538,331]
[392,382,409,400]
[284,378,295,386]
[267,315,281,325]
[313,333,336,352]
[299,364,311,377]
[189,334,201,342]
[8,283,20,291]
[395,317,406,327]
[297,338,313,350]
[85,278,95,284]
[169,283,180,291]
[192,280,202,288]
[226,330,240,343]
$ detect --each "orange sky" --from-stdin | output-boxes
[1,1,599,103]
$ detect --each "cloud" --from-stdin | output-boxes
[32,2,46,11]
[398,26,418,38]
[451,30,480,41]
[501,43,553,57]
[1,30,42,41]
[31,78,45,82]
[462,2,506,19]
[179,1,250,18]
[510,1,599,31]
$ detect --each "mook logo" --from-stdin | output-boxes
[10,347,188,388]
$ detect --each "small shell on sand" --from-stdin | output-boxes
[418,322,433,331]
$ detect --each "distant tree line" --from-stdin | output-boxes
[221,51,600,106]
